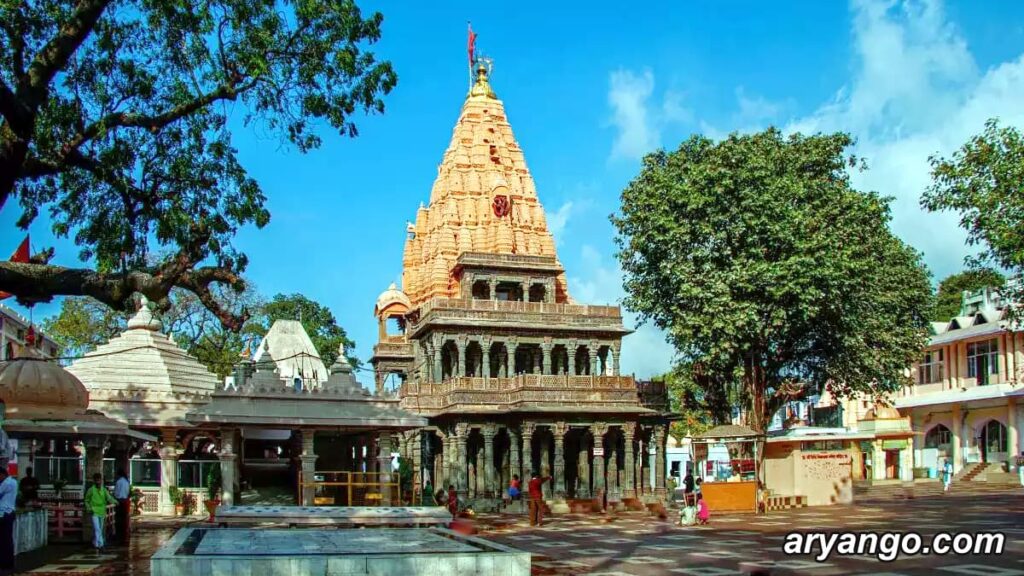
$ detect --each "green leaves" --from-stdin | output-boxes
[1,0,396,325]
[613,129,933,432]
[923,118,1023,310]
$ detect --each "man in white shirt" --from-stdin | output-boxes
[113,469,131,546]
[0,468,17,574]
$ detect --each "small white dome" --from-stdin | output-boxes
[375,283,411,316]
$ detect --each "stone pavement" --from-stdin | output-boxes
[10,486,1023,575]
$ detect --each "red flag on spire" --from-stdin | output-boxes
[467,22,477,68]
[0,236,30,301]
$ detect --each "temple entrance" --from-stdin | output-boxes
[240,429,298,505]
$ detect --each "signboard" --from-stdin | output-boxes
[882,439,908,450]
[592,447,604,457]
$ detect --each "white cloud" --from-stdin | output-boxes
[570,245,676,378]
[608,69,658,160]
[546,201,574,244]
[785,0,1024,280]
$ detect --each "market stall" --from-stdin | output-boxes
[691,425,763,514]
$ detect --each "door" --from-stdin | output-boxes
[980,426,988,462]
[885,450,899,479]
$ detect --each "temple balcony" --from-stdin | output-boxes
[406,297,630,336]
[398,374,659,416]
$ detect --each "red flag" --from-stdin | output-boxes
[0,235,30,301]
[467,22,477,68]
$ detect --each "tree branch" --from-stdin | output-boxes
[0,260,247,331]
[20,0,113,108]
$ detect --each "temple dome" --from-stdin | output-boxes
[375,283,411,317]
[399,61,569,306]
[0,345,90,415]
[863,403,902,420]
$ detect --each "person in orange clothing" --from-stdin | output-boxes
[527,471,551,526]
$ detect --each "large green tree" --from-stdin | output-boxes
[660,363,735,442]
[0,0,396,328]
[253,293,357,368]
[922,119,1023,309]
[612,129,934,435]
[41,296,125,358]
[932,268,1005,322]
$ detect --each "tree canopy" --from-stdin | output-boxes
[922,119,1023,308]
[612,129,934,434]
[0,0,396,329]
[932,268,1005,322]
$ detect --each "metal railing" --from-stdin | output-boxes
[298,471,401,507]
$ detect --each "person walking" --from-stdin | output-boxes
[84,473,117,552]
[0,468,17,574]
[527,471,551,527]
[112,469,131,545]
[942,458,953,493]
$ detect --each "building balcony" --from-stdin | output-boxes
[398,374,663,416]
[370,340,414,360]
[407,297,629,336]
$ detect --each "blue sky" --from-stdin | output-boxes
[4,0,1024,386]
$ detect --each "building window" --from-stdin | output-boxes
[966,338,999,384]
[918,349,944,384]
[924,424,951,448]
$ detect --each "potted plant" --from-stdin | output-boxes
[52,478,68,500]
[168,486,184,516]
[130,487,144,516]
[203,465,222,522]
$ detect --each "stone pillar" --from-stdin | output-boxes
[482,337,492,379]
[610,344,621,376]
[432,343,442,383]
[521,423,535,478]
[378,433,395,505]
[578,434,590,498]
[568,341,578,376]
[553,422,567,497]
[539,430,551,499]
[653,425,667,496]
[83,438,106,542]
[456,336,467,377]
[623,423,636,498]
[541,339,552,376]
[509,428,521,485]
[488,277,497,300]
[647,429,656,490]
[158,429,179,515]
[482,425,496,497]
[509,339,519,376]
[591,424,607,496]
[442,433,452,488]
[951,404,963,474]
[589,340,599,377]
[219,429,239,506]
[15,441,33,486]
[1009,397,1020,469]
[455,424,469,496]
[299,431,318,506]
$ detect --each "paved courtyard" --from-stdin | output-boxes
[11,487,1024,575]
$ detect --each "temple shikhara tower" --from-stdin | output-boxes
[372,59,671,507]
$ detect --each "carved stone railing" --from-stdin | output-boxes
[398,374,651,415]
[408,297,626,334]
[456,252,560,270]
[636,380,669,411]
[371,341,414,358]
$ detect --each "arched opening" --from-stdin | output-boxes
[384,316,405,336]
[488,342,508,377]
[924,424,951,449]
[575,345,591,376]
[528,283,546,303]
[551,344,569,375]
[441,341,458,380]
[465,341,484,377]
[980,420,1008,462]
[472,280,490,300]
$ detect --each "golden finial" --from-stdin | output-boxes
[469,59,496,99]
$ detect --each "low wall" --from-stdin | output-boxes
[15,508,48,554]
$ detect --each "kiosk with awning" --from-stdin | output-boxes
[691,424,763,514]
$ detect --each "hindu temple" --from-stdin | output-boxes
[372,61,672,509]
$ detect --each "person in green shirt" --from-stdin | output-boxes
[83,473,116,552]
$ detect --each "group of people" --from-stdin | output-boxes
[681,471,710,525]
[0,466,132,574]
